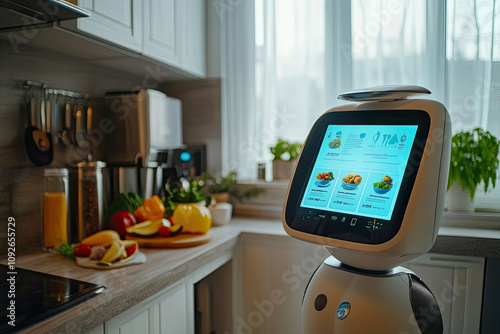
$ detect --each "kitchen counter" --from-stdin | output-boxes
[4,217,500,333]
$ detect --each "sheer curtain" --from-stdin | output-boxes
[221,0,325,180]
[447,0,500,210]
[221,0,500,211]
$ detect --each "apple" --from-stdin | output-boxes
[109,211,137,238]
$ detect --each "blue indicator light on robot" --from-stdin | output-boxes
[180,152,191,162]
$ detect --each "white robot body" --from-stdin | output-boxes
[302,257,442,334]
[282,86,451,333]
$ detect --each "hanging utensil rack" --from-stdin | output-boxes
[22,80,90,99]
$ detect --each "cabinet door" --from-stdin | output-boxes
[143,0,180,66]
[178,0,206,76]
[75,0,142,52]
[107,309,156,334]
[405,253,484,334]
[105,281,187,334]
[159,283,188,334]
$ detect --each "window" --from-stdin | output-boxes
[220,0,500,212]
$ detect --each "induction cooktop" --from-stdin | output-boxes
[1,264,105,333]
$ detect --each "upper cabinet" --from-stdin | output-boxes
[143,0,178,65]
[75,0,142,53]
[59,0,206,78]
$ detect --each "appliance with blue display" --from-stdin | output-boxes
[283,86,451,333]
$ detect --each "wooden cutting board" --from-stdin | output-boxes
[126,232,212,248]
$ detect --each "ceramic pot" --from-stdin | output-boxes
[445,183,475,212]
[272,160,295,180]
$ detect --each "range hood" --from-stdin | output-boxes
[0,0,89,31]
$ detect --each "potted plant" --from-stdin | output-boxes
[270,139,302,180]
[446,128,500,212]
[199,171,238,203]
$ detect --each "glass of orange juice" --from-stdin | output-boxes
[42,168,69,251]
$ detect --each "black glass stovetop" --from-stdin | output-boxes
[1,264,105,333]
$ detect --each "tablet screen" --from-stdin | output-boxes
[299,124,418,221]
[284,110,430,244]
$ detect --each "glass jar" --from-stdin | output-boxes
[76,161,106,242]
[42,168,69,251]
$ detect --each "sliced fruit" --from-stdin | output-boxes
[170,224,183,237]
[80,230,120,247]
[99,240,124,264]
[125,218,170,236]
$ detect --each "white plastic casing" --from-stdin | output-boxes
[283,99,451,270]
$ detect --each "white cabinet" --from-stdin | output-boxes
[106,281,188,334]
[143,0,206,76]
[105,252,232,334]
[143,0,179,65]
[178,0,206,76]
[405,253,484,334]
[66,0,142,53]
[85,324,104,334]
[158,283,188,334]
[236,233,485,334]
[61,0,206,77]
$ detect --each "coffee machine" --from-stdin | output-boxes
[96,89,184,200]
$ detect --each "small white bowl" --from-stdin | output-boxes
[209,203,233,226]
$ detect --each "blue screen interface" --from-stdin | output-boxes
[300,124,418,220]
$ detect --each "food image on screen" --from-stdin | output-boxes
[299,124,419,221]
[341,173,362,190]
[328,139,341,148]
[373,175,393,194]
[315,172,334,187]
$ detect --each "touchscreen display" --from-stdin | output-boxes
[299,124,418,221]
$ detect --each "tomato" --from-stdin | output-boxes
[73,244,92,257]
[109,211,138,238]
[158,225,171,237]
[125,244,137,257]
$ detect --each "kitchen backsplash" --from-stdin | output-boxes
[0,38,221,252]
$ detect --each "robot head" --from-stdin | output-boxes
[283,86,451,270]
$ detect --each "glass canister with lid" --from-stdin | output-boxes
[42,168,69,251]
[76,161,106,242]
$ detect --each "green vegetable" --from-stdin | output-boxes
[108,192,143,217]
[373,181,391,189]
[165,180,210,205]
[448,128,500,200]
[162,197,177,218]
[58,243,76,260]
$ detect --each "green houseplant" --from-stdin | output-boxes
[447,128,499,210]
[199,171,264,203]
[270,139,303,180]
[199,171,238,203]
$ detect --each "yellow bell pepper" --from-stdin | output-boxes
[134,195,165,222]
[172,203,212,234]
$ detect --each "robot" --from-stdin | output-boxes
[282,86,451,333]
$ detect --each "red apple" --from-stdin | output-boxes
[109,211,137,238]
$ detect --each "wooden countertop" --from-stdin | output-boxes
[4,217,500,333]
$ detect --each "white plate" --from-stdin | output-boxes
[75,251,147,270]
